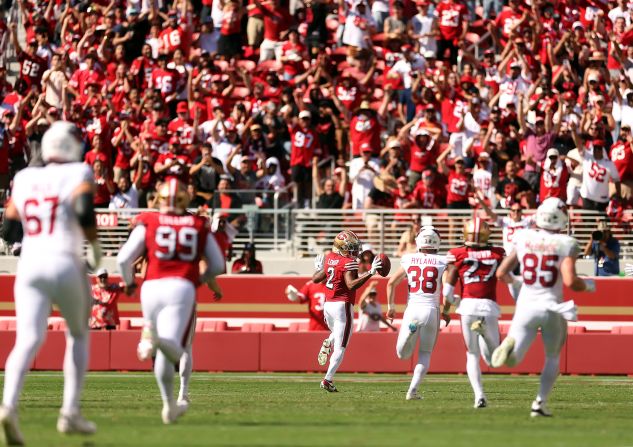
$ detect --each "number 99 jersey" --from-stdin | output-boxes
[513,229,579,304]
[446,245,505,301]
[400,253,448,306]
[135,212,210,285]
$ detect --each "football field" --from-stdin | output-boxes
[2,372,633,447]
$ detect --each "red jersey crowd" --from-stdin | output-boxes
[1,0,633,224]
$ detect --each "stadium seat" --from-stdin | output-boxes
[49,321,66,331]
[202,321,228,332]
[0,320,16,330]
[241,323,274,332]
[611,326,633,334]
[288,322,309,332]
[119,319,131,330]
[567,326,587,334]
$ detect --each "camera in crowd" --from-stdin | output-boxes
[592,230,604,241]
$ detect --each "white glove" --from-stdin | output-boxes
[285,285,299,302]
[314,254,324,271]
[369,256,382,275]
[344,261,359,271]
[87,240,102,271]
[584,278,596,293]
[625,264,633,277]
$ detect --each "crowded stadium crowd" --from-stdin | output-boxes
[0,0,632,220]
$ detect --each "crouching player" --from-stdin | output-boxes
[117,179,224,424]
[386,227,448,400]
[492,198,595,417]
[313,230,382,392]
[444,218,505,408]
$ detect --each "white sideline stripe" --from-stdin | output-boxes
[5,372,633,384]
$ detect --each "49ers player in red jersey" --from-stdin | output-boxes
[443,218,505,408]
[285,280,328,331]
[116,179,224,424]
[312,231,382,392]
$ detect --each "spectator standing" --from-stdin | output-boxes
[434,0,468,64]
[578,140,621,211]
[349,144,380,209]
[90,269,125,331]
[583,222,621,276]
[495,160,533,209]
[285,109,319,208]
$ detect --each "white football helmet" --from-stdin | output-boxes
[536,197,568,232]
[416,226,441,251]
[41,121,83,164]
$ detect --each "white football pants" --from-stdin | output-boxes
[323,301,353,382]
[3,255,91,415]
[460,314,500,401]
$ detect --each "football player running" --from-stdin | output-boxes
[492,197,596,417]
[117,179,224,424]
[444,218,505,408]
[313,230,382,392]
[0,121,102,445]
[386,227,448,401]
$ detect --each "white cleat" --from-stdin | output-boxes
[491,337,516,368]
[474,397,487,408]
[470,318,485,335]
[177,394,190,407]
[161,401,188,425]
[137,324,157,362]
[317,338,332,366]
[530,399,553,418]
[0,406,24,446]
[406,391,422,401]
[56,411,97,435]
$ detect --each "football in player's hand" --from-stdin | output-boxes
[376,253,391,277]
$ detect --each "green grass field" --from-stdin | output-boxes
[2,372,633,447]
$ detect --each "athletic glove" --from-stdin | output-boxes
[369,256,382,275]
[314,254,324,271]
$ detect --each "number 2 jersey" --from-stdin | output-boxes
[446,245,505,301]
[134,212,213,285]
[400,253,448,307]
[323,252,356,304]
[513,229,579,304]
[10,163,93,259]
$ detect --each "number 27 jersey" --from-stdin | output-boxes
[135,212,210,284]
[400,253,448,306]
[447,245,505,301]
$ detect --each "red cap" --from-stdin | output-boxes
[176,101,188,113]
[592,139,606,147]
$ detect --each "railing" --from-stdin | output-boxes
[2,207,632,258]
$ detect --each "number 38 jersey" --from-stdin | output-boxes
[323,252,356,304]
[400,253,448,307]
[10,163,93,259]
[446,245,505,301]
[513,229,579,304]
[135,212,210,284]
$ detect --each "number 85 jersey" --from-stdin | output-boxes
[513,229,579,304]
[134,212,210,284]
[400,253,448,306]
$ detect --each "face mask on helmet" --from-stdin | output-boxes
[332,230,362,258]
[157,178,190,214]
[536,197,568,232]
[463,218,491,247]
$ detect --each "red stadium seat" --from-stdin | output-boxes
[612,326,633,334]
[202,321,228,332]
[288,322,309,332]
[241,323,274,332]
[0,320,16,331]
[49,321,66,331]
[119,319,131,330]
[567,326,587,334]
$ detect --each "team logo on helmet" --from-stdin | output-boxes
[332,230,362,258]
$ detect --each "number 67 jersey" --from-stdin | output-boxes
[513,228,579,304]
[400,252,448,306]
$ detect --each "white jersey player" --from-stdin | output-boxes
[387,227,448,400]
[0,121,102,446]
[492,197,596,417]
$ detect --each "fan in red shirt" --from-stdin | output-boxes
[434,0,468,63]
[68,53,105,99]
[285,109,320,206]
[89,269,125,330]
[286,280,329,331]
[159,10,190,55]
[169,102,196,145]
[129,44,155,90]
[348,102,381,157]
[407,127,438,182]
[154,138,193,183]
[150,54,182,102]
[438,149,471,209]
[444,218,505,408]
[609,126,633,184]
[536,148,570,202]
[335,75,362,112]
[493,0,525,44]
[10,23,47,90]
[410,169,446,208]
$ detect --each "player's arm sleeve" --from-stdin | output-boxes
[116,225,147,286]
[202,233,225,279]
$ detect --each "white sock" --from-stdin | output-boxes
[178,347,192,400]
[2,331,45,410]
[408,351,431,394]
[537,356,560,404]
[154,352,175,407]
[61,334,89,415]
[466,352,484,399]
[325,346,346,382]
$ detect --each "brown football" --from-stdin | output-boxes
[377,253,391,277]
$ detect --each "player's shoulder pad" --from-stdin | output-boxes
[559,234,580,257]
[132,212,155,227]
[67,162,94,184]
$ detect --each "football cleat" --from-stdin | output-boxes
[0,406,24,446]
[470,318,485,336]
[177,394,190,407]
[162,401,189,425]
[320,379,338,392]
[317,338,332,366]
[137,324,157,362]
[491,337,516,368]
[406,391,422,401]
[474,397,487,409]
[56,411,97,435]
[408,320,421,334]
[530,399,553,418]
